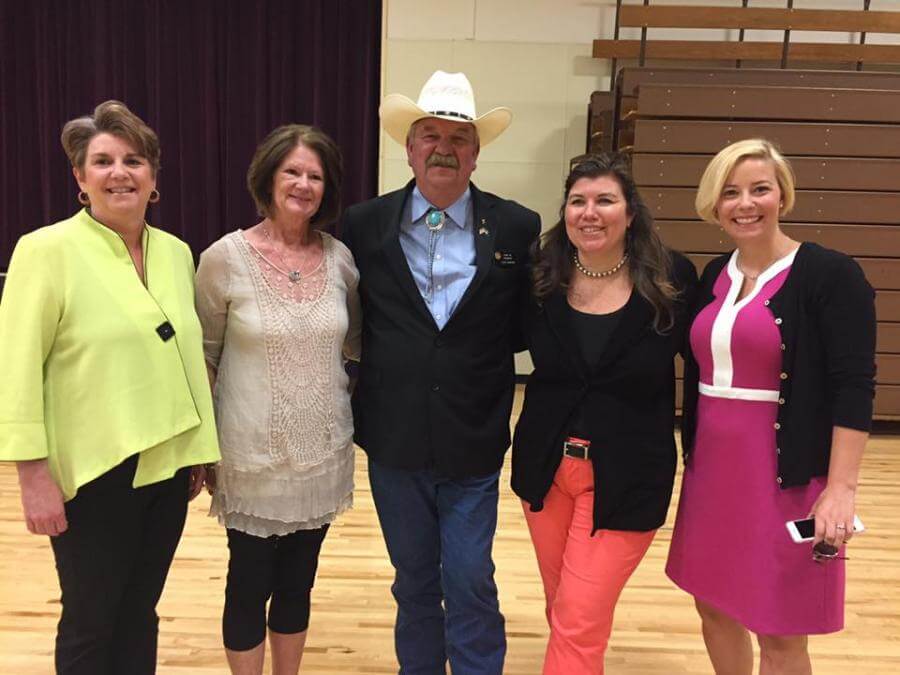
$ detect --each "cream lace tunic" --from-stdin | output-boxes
[196,230,361,536]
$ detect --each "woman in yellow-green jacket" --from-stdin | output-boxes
[0,101,219,675]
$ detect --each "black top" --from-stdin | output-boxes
[567,303,624,438]
[569,303,624,368]
[681,242,876,487]
[512,252,698,533]
[341,181,541,478]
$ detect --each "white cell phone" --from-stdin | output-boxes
[785,515,865,543]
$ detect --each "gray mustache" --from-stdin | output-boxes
[427,154,459,169]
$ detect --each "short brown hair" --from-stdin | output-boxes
[61,100,161,175]
[695,138,795,224]
[246,125,343,228]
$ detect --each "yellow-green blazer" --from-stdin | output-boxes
[0,209,220,500]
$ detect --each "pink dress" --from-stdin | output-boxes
[666,249,844,635]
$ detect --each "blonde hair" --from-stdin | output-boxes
[695,139,795,224]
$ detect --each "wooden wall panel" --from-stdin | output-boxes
[878,324,900,354]
[632,119,900,157]
[618,6,900,34]
[876,293,900,323]
[874,385,900,418]
[854,260,900,291]
[637,84,900,124]
[880,355,900,385]
[593,40,900,65]
[589,91,616,154]
[619,69,900,97]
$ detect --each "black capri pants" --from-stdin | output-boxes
[223,524,329,651]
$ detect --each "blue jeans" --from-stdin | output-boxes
[368,458,505,675]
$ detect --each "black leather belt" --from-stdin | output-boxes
[563,437,591,460]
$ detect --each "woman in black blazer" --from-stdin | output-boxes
[512,153,697,674]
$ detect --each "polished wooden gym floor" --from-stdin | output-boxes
[1,392,898,673]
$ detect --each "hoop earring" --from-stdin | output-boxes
[149,189,160,204]
[78,191,90,206]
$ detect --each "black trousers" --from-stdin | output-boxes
[223,525,329,651]
[49,455,190,675]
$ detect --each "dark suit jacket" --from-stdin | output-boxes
[512,253,697,532]
[341,180,541,478]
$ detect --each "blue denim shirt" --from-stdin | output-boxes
[399,186,475,329]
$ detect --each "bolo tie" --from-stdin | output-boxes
[424,208,445,303]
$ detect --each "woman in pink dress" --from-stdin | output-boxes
[667,139,876,674]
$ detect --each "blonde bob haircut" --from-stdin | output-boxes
[695,138,796,224]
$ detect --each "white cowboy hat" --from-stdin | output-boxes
[380,70,512,146]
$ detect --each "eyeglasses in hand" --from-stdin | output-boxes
[812,541,848,563]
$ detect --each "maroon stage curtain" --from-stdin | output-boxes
[0,0,382,269]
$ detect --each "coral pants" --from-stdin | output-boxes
[523,456,656,675]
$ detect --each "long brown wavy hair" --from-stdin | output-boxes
[531,152,679,332]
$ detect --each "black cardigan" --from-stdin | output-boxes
[511,253,698,533]
[681,242,876,488]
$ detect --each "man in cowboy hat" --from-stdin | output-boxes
[341,70,540,674]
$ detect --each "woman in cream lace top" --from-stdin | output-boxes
[195,125,360,675]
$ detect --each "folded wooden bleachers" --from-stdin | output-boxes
[594,2,900,68]
[587,3,900,419]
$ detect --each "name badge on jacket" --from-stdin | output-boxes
[493,251,518,268]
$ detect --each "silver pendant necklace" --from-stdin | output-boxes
[573,252,629,278]
[263,226,302,283]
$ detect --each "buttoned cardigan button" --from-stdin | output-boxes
[774,317,783,325]
[776,476,783,485]
[776,447,782,455]
[774,422,781,430]
[778,398,785,405]
[780,372,788,380]
[764,299,770,306]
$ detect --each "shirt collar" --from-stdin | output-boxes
[411,186,471,229]
[77,208,151,256]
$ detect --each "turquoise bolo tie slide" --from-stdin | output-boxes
[425,210,445,231]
